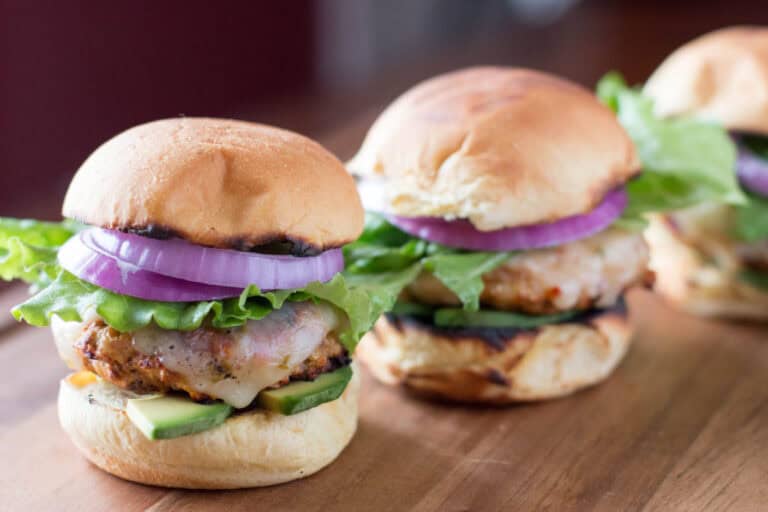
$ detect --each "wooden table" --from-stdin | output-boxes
[2,282,767,511]
[5,16,768,502]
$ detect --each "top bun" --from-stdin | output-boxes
[63,118,363,252]
[347,67,638,231]
[644,27,768,135]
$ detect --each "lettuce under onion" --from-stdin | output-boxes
[0,217,398,351]
[343,213,512,311]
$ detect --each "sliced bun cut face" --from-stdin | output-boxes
[57,364,360,489]
[63,118,364,252]
[349,67,639,230]
[644,26,768,134]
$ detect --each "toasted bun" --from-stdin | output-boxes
[356,309,631,403]
[644,27,768,134]
[57,365,360,489]
[63,118,363,251]
[348,67,639,230]
[646,214,768,320]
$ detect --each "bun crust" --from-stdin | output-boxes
[644,27,768,134]
[646,214,768,320]
[356,309,631,403]
[57,365,360,489]
[348,67,639,230]
[63,118,364,250]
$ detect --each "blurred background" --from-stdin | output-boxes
[2,0,767,219]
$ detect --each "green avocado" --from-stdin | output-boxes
[390,301,579,329]
[739,269,768,291]
[433,308,579,328]
[126,395,233,440]
[257,365,353,415]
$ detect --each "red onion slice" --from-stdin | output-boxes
[59,234,243,302]
[737,145,768,198]
[386,188,627,251]
[80,229,344,291]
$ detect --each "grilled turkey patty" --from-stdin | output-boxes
[58,312,348,404]
[404,227,651,314]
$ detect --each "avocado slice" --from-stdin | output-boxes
[392,302,579,329]
[126,395,233,440]
[434,308,579,328]
[391,301,435,317]
[257,365,353,415]
[739,269,768,292]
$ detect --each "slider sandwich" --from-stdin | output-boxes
[0,118,390,488]
[632,27,768,319]
[344,67,740,403]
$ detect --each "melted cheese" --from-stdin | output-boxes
[131,302,339,408]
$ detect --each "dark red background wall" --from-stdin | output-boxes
[1,2,315,216]
[3,1,768,220]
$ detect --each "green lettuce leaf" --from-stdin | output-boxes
[597,72,746,222]
[0,217,389,351]
[12,270,383,351]
[343,213,512,311]
[0,217,79,247]
[738,269,768,292]
[733,192,768,242]
[0,218,81,286]
[423,252,511,311]
[343,214,430,273]
[0,238,60,285]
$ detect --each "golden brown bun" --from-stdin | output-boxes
[348,67,639,230]
[646,213,768,320]
[356,309,631,403]
[63,118,363,250]
[644,27,768,134]
[57,365,360,489]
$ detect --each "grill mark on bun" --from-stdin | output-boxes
[121,224,176,240]
[385,298,628,351]
[485,368,510,386]
[117,224,329,256]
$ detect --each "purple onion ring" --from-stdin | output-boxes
[386,188,628,251]
[737,144,768,198]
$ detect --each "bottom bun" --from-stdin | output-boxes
[58,363,360,489]
[646,214,768,321]
[357,306,631,403]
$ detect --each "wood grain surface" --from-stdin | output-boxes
[1,287,767,512]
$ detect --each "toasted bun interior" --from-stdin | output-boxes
[349,67,638,230]
[58,365,360,489]
[63,118,364,251]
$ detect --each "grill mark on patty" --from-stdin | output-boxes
[73,320,348,403]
